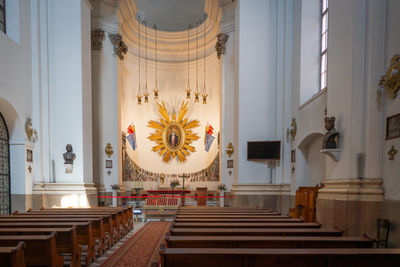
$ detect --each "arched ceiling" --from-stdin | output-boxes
[135,0,206,32]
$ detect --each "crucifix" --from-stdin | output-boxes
[178,173,190,205]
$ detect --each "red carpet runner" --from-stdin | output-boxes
[101,221,170,267]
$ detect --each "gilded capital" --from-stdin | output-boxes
[91,29,105,50]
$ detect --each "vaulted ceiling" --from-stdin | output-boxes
[135,0,206,32]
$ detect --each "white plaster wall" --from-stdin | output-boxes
[121,55,221,174]
[306,135,325,186]
[0,0,32,196]
[382,0,400,201]
[47,0,93,183]
[299,0,321,105]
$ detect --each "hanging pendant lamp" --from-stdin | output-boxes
[137,15,143,105]
[153,24,159,99]
[194,21,200,102]
[185,25,192,99]
[143,20,149,103]
[202,16,208,104]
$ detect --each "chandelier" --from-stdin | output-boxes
[136,15,143,105]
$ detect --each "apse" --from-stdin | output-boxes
[119,0,222,190]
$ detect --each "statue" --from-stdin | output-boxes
[63,144,76,164]
[322,117,340,149]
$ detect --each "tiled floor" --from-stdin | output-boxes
[90,222,146,267]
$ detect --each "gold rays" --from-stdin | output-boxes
[147,101,200,163]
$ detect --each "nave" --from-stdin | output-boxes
[1,205,400,267]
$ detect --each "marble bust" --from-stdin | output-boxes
[63,144,76,165]
[322,117,340,149]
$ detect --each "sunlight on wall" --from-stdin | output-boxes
[59,194,90,208]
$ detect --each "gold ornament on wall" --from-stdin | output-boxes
[388,146,397,160]
[226,142,234,158]
[25,118,38,143]
[380,55,400,99]
[105,143,113,158]
[147,101,200,163]
[290,118,297,141]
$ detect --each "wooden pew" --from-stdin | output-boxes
[0,222,94,265]
[160,247,400,267]
[0,227,80,267]
[11,213,108,254]
[25,210,119,246]
[174,218,304,223]
[0,216,103,257]
[173,223,322,228]
[0,241,26,267]
[0,232,64,267]
[176,212,282,216]
[175,215,291,219]
[169,228,344,237]
[165,235,373,249]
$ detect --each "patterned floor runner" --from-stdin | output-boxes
[100,221,170,267]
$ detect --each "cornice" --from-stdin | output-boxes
[117,0,222,63]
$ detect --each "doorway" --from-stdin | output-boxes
[0,113,10,214]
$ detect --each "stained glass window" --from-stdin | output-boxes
[0,0,5,33]
[0,113,10,215]
[320,0,328,90]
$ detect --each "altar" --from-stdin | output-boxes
[147,190,191,196]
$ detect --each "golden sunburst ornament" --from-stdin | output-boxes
[147,101,200,163]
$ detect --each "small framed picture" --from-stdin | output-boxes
[227,159,234,169]
[105,160,113,168]
[386,113,400,140]
[291,150,296,163]
[27,149,33,162]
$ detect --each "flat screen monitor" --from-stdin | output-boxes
[247,141,281,160]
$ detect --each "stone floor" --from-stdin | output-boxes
[90,222,146,267]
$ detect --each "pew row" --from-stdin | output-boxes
[0,232,64,267]
[172,223,322,228]
[0,227,80,267]
[0,241,26,267]
[174,218,304,223]
[159,247,400,267]
[0,222,94,265]
[165,235,373,249]
[169,228,344,237]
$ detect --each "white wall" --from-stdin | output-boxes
[382,0,400,201]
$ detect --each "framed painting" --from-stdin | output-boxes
[27,149,33,162]
[106,160,113,168]
[386,113,400,140]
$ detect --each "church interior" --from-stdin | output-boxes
[1,0,400,266]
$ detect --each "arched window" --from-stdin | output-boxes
[0,0,5,33]
[320,0,329,90]
[0,113,10,215]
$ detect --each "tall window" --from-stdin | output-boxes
[0,0,5,33]
[320,0,328,90]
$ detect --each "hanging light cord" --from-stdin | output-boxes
[187,25,190,87]
[145,20,148,92]
[155,25,158,88]
[138,16,141,95]
[196,21,199,93]
[203,19,206,93]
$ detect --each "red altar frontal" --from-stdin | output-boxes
[147,190,191,195]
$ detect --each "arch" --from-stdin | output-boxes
[297,132,325,187]
[0,97,24,141]
[0,112,11,214]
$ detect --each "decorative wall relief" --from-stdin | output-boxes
[122,150,219,183]
[380,55,400,99]
[226,142,234,157]
[91,29,105,50]
[215,33,229,59]
[108,33,128,60]
[290,118,297,141]
[105,143,113,157]
[388,146,398,160]
[25,118,38,143]
[322,117,340,149]
[147,101,200,163]
[63,144,76,173]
